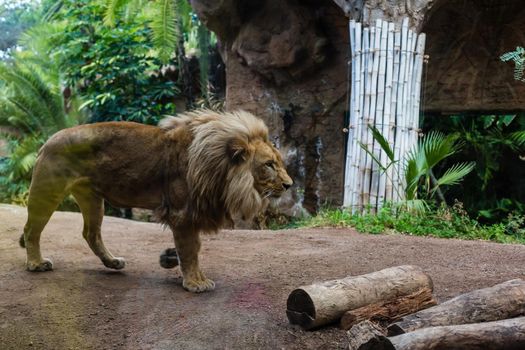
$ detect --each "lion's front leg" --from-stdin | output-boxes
[172,228,215,293]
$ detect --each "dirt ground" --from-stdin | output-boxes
[1,204,524,350]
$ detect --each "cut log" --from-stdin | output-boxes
[387,279,525,335]
[349,317,525,350]
[286,265,433,330]
[341,287,436,330]
[347,320,389,350]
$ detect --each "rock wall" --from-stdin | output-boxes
[422,0,525,112]
[192,0,350,214]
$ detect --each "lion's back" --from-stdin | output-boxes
[31,122,175,206]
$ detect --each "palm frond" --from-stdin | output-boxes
[149,0,178,64]
[434,162,475,188]
[404,145,427,200]
[510,131,525,147]
[0,62,68,137]
[421,131,459,169]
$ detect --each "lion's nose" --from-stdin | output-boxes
[283,182,293,190]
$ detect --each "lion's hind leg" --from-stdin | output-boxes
[72,186,125,270]
[159,248,179,269]
[23,190,66,272]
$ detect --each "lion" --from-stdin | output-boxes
[19,109,293,292]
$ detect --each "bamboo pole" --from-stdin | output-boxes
[411,33,426,149]
[345,17,426,213]
[351,22,363,211]
[360,26,374,210]
[370,20,388,210]
[393,18,409,202]
[378,22,394,209]
[362,20,381,211]
[344,20,357,207]
[355,26,368,210]
[401,29,417,196]
[387,28,401,203]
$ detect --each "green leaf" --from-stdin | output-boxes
[481,115,495,129]
[368,125,395,162]
[434,161,475,188]
[498,114,516,127]
[104,0,129,27]
[359,141,387,173]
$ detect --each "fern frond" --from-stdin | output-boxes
[103,0,130,26]
[500,46,525,82]
[150,0,178,64]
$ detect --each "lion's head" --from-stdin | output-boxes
[160,110,292,230]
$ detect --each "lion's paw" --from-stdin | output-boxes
[183,277,215,293]
[159,248,179,269]
[27,258,53,272]
[103,257,126,270]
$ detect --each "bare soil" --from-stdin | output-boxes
[1,204,524,350]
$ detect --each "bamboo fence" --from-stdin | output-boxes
[344,18,426,212]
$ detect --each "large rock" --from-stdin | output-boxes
[192,0,349,214]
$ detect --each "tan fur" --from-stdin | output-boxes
[20,109,292,292]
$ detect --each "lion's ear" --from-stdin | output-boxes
[227,137,249,164]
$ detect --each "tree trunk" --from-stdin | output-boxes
[349,317,525,350]
[341,287,436,330]
[286,265,433,330]
[387,279,525,335]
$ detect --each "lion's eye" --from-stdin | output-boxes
[265,161,275,169]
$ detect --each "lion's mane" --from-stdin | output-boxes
[159,110,269,232]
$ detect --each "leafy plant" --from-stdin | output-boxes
[47,0,179,124]
[423,113,525,222]
[276,204,524,244]
[102,0,217,100]
[360,126,475,209]
[501,46,525,82]
[0,57,79,202]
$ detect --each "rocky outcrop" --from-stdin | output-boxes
[191,0,349,215]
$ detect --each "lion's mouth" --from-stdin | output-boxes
[262,189,284,200]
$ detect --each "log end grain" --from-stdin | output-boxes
[286,288,316,330]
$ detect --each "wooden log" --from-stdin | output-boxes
[286,265,433,330]
[348,320,389,350]
[387,279,525,335]
[341,287,436,330]
[349,317,525,350]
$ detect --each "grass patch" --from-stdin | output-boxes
[272,202,525,244]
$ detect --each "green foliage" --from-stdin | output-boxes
[361,126,474,204]
[150,0,178,64]
[500,46,525,82]
[0,55,78,202]
[423,113,525,222]
[51,0,179,124]
[279,203,525,244]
